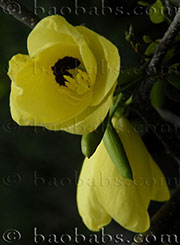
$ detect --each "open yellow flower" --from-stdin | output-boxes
[8,15,120,134]
[77,117,170,232]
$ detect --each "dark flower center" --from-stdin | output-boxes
[52,56,81,86]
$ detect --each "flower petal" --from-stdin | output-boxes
[8,54,30,81]
[96,142,151,232]
[9,46,93,126]
[28,15,79,57]
[77,117,170,232]
[46,84,116,134]
[112,117,170,206]
[148,154,170,202]
[112,117,153,209]
[77,141,150,233]
[77,156,111,232]
[28,15,97,86]
[76,26,120,106]
[10,82,34,125]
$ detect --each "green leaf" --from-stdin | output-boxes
[116,68,144,100]
[168,63,180,73]
[143,35,152,44]
[103,122,133,180]
[167,64,180,89]
[110,93,130,119]
[150,79,166,108]
[81,117,108,158]
[118,68,143,87]
[168,72,180,89]
[149,0,165,24]
[162,47,177,65]
[138,1,150,6]
[166,83,180,102]
[170,0,180,6]
[125,25,134,42]
[145,41,158,56]
[109,93,123,119]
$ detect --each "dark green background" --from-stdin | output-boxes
[0,0,178,244]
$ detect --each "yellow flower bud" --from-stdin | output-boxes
[77,117,170,232]
[8,15,120,134]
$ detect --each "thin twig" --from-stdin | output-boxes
[131,97,180,165]
[130,8,180,241]
[132,8,180,121]
[0,0,40,28]
[147,7,180,75]
[133,7,180,165]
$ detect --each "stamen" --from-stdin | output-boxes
[52,56,80,86]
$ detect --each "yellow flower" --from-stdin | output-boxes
[77,117,170,232]
[8,15,120,134]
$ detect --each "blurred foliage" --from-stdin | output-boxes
[149,0,165,24]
